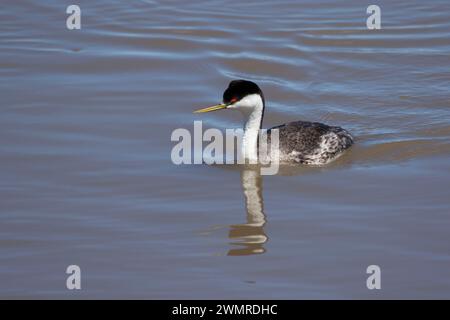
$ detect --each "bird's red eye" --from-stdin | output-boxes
[231,97,238,103]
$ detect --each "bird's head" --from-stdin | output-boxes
[194,80,265,116]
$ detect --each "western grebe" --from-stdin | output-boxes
[194,80,353,165]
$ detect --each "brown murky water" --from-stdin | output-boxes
[1,0,450,298]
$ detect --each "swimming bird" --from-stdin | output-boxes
[194,80,353,165]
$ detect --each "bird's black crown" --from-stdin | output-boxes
[223,80,263,104]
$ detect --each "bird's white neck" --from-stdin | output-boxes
[239,94,264,163]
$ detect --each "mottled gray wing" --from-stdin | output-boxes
[268,121,330,154]
[266,121,353,164]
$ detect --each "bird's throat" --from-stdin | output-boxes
[242,104,263,163]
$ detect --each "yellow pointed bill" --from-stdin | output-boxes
[193,103,228,113]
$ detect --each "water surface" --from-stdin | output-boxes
[1,0,450,298]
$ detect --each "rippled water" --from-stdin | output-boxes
[1,0,450,298]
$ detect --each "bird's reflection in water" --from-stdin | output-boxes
[227,168,268,256]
